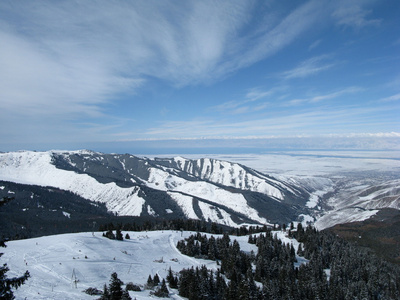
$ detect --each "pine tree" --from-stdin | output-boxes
[100,284,110,300]
[0,197,30,300]
[154,279,169,297]
[121,288,132,300]
[146,274,154,289]
[166,267,178,289]
[109,272,123,300]
[115,229,123,241]
[153,273,160,286]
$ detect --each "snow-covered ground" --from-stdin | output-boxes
[2,230,260,300]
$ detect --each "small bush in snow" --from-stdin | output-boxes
[126,282,141,291]
[83,287,102,295]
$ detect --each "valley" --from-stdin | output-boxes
[1,150,399,233]
[1,150,400,299]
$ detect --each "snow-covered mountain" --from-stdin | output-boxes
[315,176,400,230]
[0,150,332,227]
[1,150,398,229]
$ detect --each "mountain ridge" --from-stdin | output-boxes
[1,150,398,231]
[0,150,329,227]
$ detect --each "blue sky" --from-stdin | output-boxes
[0,0,399,153]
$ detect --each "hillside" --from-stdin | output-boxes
[2,230,254,299]
[3,228,400,299]
[1,150,399,235]
[326,208,400,264]
[0,150,334,227]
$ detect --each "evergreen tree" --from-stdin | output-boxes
[108,272,123,300]
[153,273,160,286]
[100,284,110,300]
[115,229,123,241]
[0,197,30,300]
[166,267,178,289]
[146,275,154,289]
[154,279,169,297]
[121,288,132,300]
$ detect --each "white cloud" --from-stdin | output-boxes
[0,1,326,116]
[287,86,363,106]
[308,39,322,51]
[0,0,394,151]
[211,87,278,115]
[281,55,336,79]
[379,93,400,102]
[245,88,275,102]
[0,27,143,118]
[142,104,394,140]
[123,132,400,141]
[0,0,365,117]
[225,0,327,72]
[332,0,381,29]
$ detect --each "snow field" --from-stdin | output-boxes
[3,231,217,299]
[2,230,303,300]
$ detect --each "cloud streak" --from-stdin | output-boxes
[212,87,278,115]
[332,0,381,29]
[0,1,326,116]
[379,93,400,102]
[281,55,337,79]
[287,87,363,106]
[0,0,396,152]
[142,104,394,140]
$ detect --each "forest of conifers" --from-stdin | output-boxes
[175,225,400,300]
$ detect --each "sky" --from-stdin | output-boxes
[0,0,399,154]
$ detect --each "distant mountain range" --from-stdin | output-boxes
[0,150,399,232]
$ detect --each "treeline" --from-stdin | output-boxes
[98,218,230,235]
[175,225,400,299]
[98,219,272,236]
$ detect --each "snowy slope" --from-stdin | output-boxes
[3,150,396,230]
[315,178,400,230]
[2,231,258,300]
[0,151,145,216]
[166,157,285,199]
[0,150,329,226]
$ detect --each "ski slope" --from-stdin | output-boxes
[2,231,258,299]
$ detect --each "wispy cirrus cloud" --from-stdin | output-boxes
[379,93,400,102]
[332,0,381,29]
[0,0,327,117]
[142,104,394,140]
[211,87,279,115]
[0,0,395,152]
[308,39,322,51]
[281,55,337,79]
[287,86,363,106]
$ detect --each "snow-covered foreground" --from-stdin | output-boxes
[2,231,258,300]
